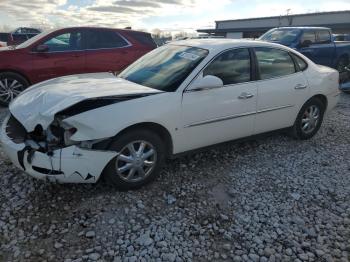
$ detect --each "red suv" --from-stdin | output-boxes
[0,27,157,105]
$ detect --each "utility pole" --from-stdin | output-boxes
[286,9,293,26]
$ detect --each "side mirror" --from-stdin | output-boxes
[188,75,223,92]
[36,44,49,52]
[299,40,312,48]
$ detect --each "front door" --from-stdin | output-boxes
[180,48,257,153]
[30,30,85,83]
[253,47,310,134]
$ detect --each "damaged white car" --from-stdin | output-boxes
[1,39,340,189]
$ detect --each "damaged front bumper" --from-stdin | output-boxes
[0,115,117,183]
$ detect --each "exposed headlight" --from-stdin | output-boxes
[64,127,78,146]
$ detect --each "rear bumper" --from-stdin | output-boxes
[1,115,117,183]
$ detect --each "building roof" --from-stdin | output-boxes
[197,10,350,34]
[215,10,350,24]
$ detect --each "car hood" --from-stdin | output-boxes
[9,72,162,131]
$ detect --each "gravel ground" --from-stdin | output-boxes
[0,93,350,262]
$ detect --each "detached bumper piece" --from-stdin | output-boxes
[1,115,117,183]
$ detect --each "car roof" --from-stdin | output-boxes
[169,38,289,52]
[55,26,150,34]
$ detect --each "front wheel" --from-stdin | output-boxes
[290,98,326,140]
[103,129,166,190]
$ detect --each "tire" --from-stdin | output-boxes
[336,56,349,73]
[0,72,29,106]
[103,129,166,190]
[290,98,326,140]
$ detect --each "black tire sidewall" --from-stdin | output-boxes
[292,98,325,140]
[0,72,29,106]
[337,56,349,73]
[103,129,166,190]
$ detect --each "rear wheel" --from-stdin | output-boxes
[290,98,326,140]
[103,129,166,190]
[0,72,29,106]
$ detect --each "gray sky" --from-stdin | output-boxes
[0,0,350,32]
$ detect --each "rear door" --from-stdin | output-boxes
[299,29,335,67]
[299,30,317,62]
[84,29,133,74]
[30,29,85,83]
[312,30,336,67]
[253,47,309,134]
[124,31,157,60]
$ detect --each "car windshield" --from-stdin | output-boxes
[118,45,209,92]
[16,30,54,49]
[260,29,301,44]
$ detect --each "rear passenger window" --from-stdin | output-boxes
[86,30,129,49]
[290,53,308,71]
[255,47,296,80]
[203,48,251,85]
[128,32,157,48]
[317,30,331,44]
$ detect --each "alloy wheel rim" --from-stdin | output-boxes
[115,140,157,183]
[0,78,23,103]
[301,105,320,134]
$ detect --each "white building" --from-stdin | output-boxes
[198,10,350,39]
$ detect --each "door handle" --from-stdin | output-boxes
[295,84,307,90]
[238,92,254,99]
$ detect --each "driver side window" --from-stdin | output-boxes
[43,31,82,52]
[203,48,251,85]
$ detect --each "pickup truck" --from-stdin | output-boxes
[8,27,41,46]
[0,27,41,46]
[259,27,350,74]
[0,33,8,47]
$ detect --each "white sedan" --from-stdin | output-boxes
[1,39,340,189]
